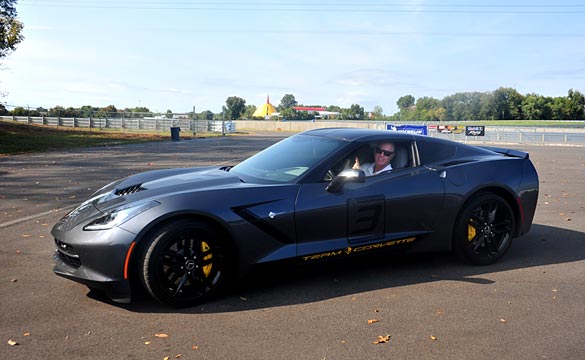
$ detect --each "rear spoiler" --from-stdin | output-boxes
[480,146,530,159]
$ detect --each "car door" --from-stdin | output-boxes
[294,163,445,259]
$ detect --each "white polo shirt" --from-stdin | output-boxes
[360,162,393,176]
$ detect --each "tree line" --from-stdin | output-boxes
[396,87,585,122]
[2,87,584,122]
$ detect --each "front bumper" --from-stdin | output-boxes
[51,225,138,303]
[53,252,132,303]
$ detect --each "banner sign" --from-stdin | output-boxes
[465,126,485,136]
[387,124,428,136]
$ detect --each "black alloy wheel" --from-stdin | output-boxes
[454,193,515,265]
[140,219,228,307]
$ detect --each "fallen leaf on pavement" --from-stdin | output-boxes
[144,341,151,345]
[373,335,391,344]
[8,339,19,346]
[431,335,437,341]
[500,318,507,323]
[368,319,379,324]
[23,332,30,337]
[155,333,169,338]
[192,345,199,350]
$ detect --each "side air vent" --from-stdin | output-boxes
[114,184,144,196]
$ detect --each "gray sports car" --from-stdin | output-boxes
[51,128,539,307]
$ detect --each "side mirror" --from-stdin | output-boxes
[326,169,366,193]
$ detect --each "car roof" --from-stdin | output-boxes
[301,127,418,142]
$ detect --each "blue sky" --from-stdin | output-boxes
[2,0,584,114]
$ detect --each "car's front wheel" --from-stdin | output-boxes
[454,193,515,265]
[139,219,229,307]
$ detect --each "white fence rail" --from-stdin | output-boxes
[0,116,235,134]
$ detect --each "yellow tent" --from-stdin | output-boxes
[253,96,278,118]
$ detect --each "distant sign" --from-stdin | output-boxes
[465,126,485,136]
[387,124,428,136]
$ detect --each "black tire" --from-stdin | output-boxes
[139,219,229,307]
[454,193,515,265]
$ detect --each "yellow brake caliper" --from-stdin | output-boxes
[468,222,476,242]
[201,241,212,277]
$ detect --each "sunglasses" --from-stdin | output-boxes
[375,147,394,156]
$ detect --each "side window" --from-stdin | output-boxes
[416,139,457,165]
[322,144,372,182]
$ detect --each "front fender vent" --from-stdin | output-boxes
[114,184,144,196]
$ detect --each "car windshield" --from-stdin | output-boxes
[231,134,345,183]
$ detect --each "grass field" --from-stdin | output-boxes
[2,118,583,156]
[0,120,180,156]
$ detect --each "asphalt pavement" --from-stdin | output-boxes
[1,134,584,360]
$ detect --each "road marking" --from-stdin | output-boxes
[0,206,74,229]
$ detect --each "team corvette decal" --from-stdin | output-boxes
[302,237,416,261]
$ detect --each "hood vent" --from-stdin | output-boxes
[114,184,144,196]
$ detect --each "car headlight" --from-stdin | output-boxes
[84,200,160,231]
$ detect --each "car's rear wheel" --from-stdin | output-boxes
[454,193,515,265]
[139,219,229,307]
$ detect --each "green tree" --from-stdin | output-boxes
[223,96,246,120]
[415,97,440,121]
[48,106,66,117]
[548,97,567,120]
[124,106,152,118]
[11,106,27,115]
[492,87,523,120]
[79,105,97,118]
[279,108,311,120]
[341,104,365,120]
[566,89,585,120]
[0,103,8,115]
[242,104,257,119]
[199,110,213,120]
[370,106,384,120]
[0,0,24,61]
[432,107,447,122]
[97,105,118,118]
[522,94,545,120]
[165,109,173,119]
[279,94,298,110]
[280,107,295,120]
[327,105,342,113]
[397,95,415,111]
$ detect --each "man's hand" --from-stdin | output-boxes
[352,156,361,170]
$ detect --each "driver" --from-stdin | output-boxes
[352,142,395,176]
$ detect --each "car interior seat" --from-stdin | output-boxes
[391,145,409,169]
